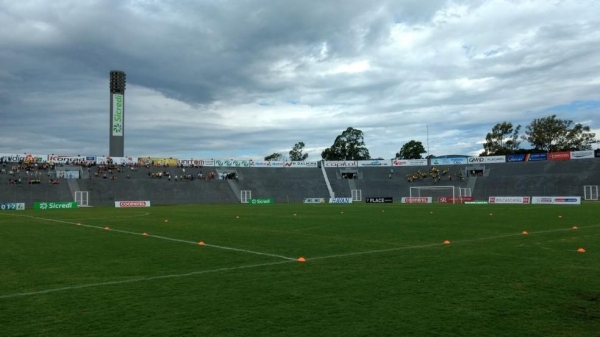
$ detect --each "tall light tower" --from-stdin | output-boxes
[109,70,126,157]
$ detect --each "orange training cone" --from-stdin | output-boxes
[104,226,110,231]
[572,226,578,230]
[77,223,81,226]
[577,248,586,253]
[164,219,169,223]
[236,215,239,219]
[522,231,528,235]
[444,240,450,245]
[297,257,306,262]
[198,241,205,246]
[142,232,148,236]
[558,215,563,218]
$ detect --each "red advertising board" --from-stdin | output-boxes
[548,152,571,161]
[437,196,474,203]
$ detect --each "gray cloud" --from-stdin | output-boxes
[0,0,599,159]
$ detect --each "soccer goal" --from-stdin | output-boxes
[351,189,362,202]
[583,185,598,201]
[409,186,458,203]
[74,191,89,207]
[240,190,251,204]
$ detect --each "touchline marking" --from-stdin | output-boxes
[308,224,600,261]
[5,214,297,261]
[0,260,292,300]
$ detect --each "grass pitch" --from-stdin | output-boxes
[0,203,599,336]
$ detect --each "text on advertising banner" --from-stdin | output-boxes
[34,202,78,210]
[0,203,25,210]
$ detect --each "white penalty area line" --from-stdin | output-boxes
[4,214,297,262]
[0,260,293,300]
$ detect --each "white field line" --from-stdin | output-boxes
[4,214,297,261]
[308,224,600,261]
[1,217,597,300]
[0,260,292,300]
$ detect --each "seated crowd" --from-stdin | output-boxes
[406,167,464,184]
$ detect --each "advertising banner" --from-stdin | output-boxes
[303,198,325,204]
[34,202,78,210]
[365,197,393,203]
[357,160,391,167]
[96,156,137,165]
[401,197,432,204]
[431,157,468,165]
[214,160,251,167]
[526,153,547,161]
[251,161,287,167]
[112,93,124,136]
[323,161,357,167]
[570,151,594,160]
[48,155,94,164]
[329,198,353,203]
[437,196,474,203]
[464,201,489,204]
[115,201,151,208]
[467,156,505,164]
[596,149,600,158]
[548,152,571,161]
[0,203,25,210]
[531,196,581,205]
[175,159,215,167]
[392,159,428,167]
[248,198,274,204]
[284,161,319,168]
[506,154,526,162]
[488,196,530,204]
[138,157,178,167]
[0,154,47,163]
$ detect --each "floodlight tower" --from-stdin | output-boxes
[109,70,126,157]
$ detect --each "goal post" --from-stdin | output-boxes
[409,186,458,203]
[74,191,89,207]
[583,185,598,201]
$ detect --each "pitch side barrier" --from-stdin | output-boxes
[488,196,581,205]
[2,150,598,166]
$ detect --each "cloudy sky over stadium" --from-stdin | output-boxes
[1,0,599,160]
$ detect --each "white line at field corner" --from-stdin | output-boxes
[0,260,293,300]
[307,224,600,261]
[5,214,297,261]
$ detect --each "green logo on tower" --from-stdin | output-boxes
[34,202,78,210]
[112,93,124,136]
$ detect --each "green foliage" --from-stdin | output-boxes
[395,140,426,159]
[482,122,522,156]
[524,115,597,152]
[264,152,284,161]
[321,127,370,160]
[288,142,308,161]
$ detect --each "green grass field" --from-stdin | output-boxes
[1,203,599,336]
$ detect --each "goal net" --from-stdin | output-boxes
[74,191,89,207]
[409,186,458,203]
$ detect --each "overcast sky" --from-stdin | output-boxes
[1,0,599,160]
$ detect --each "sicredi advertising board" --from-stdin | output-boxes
[531,196,581,205]
[488,196,530,204]
[112,93,124,136]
